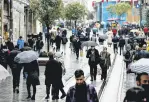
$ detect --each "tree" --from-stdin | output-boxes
[115,2,131,18]
[87,12,94,20]
[107,3,131,18]
[146,10,149,27]
[106,5,115,17]
[30,0,63,52]
[64,2,86,32]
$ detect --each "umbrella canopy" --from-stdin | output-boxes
[130,29,140,33]
[14,51,39,63]
[0,65,10,81]
[98,34,108,39]
[82,41,98,47]
[130,58,149,74]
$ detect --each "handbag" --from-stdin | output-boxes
[80,50,83,57]
[97,65,102,75]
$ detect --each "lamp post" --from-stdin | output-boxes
[139,0,143,27]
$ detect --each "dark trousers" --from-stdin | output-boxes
[50,39,54,46]
[100,65,107,80]
[56,44,60,52]
[27,84,36,97]
[113,44,118,53]
[46,84,59,97]
[119,46,124,55]
[125,61,130,69]
[11,68,22,89]
[90,63,97,80]
[75,49,79,59]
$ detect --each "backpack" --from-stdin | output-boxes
[125,51,131,59]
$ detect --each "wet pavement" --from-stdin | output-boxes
[0,29,117,102]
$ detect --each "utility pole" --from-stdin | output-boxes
[139,0,143,27]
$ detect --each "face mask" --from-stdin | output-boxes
[142,84,149,92]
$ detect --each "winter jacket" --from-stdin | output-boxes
[17,39,24,49]
[66,83,99,102]
[6,41,14,51]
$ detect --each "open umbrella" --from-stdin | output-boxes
[0,65,10,81]
[14,51,39,63]
[98,34,108,39]
[130,29,140,33]
[82,41,98,47]
[129,58,149,74]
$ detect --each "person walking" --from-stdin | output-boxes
[28,36,34,48]
[55,34,62,52]
[36,37,44,54]
[66,69,99,102]
[6,38,14,51]
[99,47,111,80]
[7,46,22,93]
[73,37,81,59]
[61,34,68,54]
[17,36,24,50]
[112,36,119,53]
[86,46,100,81]
[45,52,62,100]
[119,36,125,55]
[26,60,40,100]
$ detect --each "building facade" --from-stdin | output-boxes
[0,0,42,44]
[93,0,140,25]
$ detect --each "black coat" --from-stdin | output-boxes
[45,59,62,85]
[55,35,62,46]
[6,41,14,51]
[119,38,125,47]
[28,39,34,48]
[86,49,100,65]
[73,40,81,50]
[26,60,40,85]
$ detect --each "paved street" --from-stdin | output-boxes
[0,29,117,102]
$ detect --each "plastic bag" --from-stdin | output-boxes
[80,50,83,57]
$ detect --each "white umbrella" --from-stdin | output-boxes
[130,58,149,74]
[14,51,39,63]
[82,41,98,47]
[99,34,108,39]
[0,65,10,81]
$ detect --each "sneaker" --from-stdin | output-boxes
[26,96,31,99]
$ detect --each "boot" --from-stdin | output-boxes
[31,95,35,100]
[60,88,66,99]
[45,95,49,99]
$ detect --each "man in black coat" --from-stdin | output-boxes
[55,34,62,52]
[119,36,125,55]
[73,37,81,59]
[86,46,100,81]
[6,38,14,51]
[45,52,62,100]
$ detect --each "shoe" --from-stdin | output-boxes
[60,94,66,99]
[55,96,59,100]
[16,87,19,94]
[31,96,35,100]
[26,96,31,99]
[90,79,93,81]
[45,95,49,99]
[52,96,55,100]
